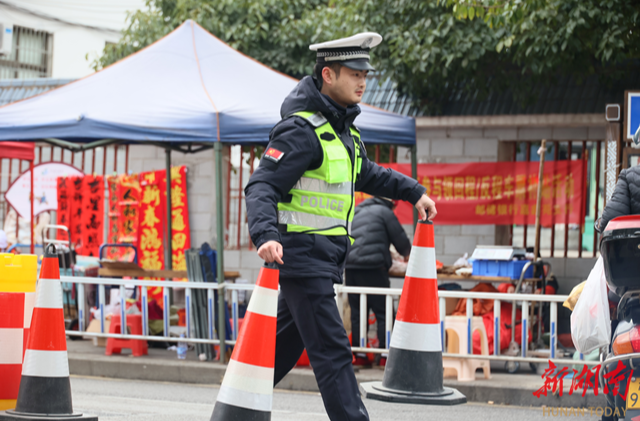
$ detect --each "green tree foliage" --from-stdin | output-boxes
[93,0,325,77]
[95,0,639,115]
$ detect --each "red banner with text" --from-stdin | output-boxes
[356,161,586,226]
[81,175,105,257]
[169,166,191,273]
[56,177,70,242]
[56,175,104,256]
[138,171,166,273]
[137,167,191,307]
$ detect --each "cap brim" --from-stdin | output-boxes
[341,59,375,71]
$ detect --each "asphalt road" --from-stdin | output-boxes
[69,376,593,421]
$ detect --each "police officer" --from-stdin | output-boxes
[245,32,437,421]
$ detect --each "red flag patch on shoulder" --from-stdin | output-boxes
[264,147,285,163]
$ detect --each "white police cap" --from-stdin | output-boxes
[310,32,383,71]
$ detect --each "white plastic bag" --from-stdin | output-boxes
[453,253,469,268]
[570,256,611,354]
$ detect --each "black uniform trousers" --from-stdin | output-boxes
[273,276,370,421]
[345,269,391,353]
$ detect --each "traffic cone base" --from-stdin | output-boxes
[210,401,270,421]
[361,221,466,406]
[0,409,98,420]
[360,348,466,405]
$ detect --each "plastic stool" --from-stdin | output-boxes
[105,314,148,357]
[442,315,491,381]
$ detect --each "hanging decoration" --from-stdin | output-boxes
[169,166,191,273]
[55,177,70,242]
[56,174,104,256]
[81,175,104,257]
[105,176,120,260]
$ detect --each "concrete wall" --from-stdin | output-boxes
[398,124,606,265]
[128,145,218,250]
[398,128,501,265]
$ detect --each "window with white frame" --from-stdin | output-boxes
[0,26,53,79]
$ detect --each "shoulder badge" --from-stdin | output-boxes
[295,111,328,128]
[264,147,285,163]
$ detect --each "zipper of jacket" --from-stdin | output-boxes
[344,128,356,234]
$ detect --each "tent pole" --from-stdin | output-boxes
[411,143,418,228]
[165,148,172,269]
[30,159,34,254]
[214,141,227,362]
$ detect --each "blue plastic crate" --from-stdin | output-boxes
[472,259,533,280]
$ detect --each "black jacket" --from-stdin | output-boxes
[346,198,412,271]
[245,76,426,282]
[600,166,640,231]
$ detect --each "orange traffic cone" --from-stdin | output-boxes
[0,245,98,421]
[210,262,279,421]
[361,220,466,405]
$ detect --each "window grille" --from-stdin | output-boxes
[0,26,53,79]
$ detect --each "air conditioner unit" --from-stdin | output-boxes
[0,23,14,57]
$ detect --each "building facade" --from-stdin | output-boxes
[0,0,144,79]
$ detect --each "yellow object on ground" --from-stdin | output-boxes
[0,253,38,410]
[0,254,38,293]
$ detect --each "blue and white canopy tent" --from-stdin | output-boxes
[0,20,415,146]
[0,21,418,336]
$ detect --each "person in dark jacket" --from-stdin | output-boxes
[244,33,435,421]
[598,165,640,231]
[597,164,640,421]
[346,197,411,367]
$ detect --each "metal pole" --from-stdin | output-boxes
[411,143,418,227]
[564,142,572,257]
[165,148,172,269]
[30,159,34,254]
[534,139,547,260]
[214,142,227,362]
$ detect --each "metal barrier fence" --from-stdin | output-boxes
[62,276,595,367]
[336,285,598,367]
[62,276,246,347]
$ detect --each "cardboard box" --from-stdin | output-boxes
[85,318,110,347]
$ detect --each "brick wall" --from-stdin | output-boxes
[397,124,605,265]
[397,127,499,264]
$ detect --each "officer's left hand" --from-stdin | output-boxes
[415,194,437,221]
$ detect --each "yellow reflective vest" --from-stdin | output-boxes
[277,111,363,237]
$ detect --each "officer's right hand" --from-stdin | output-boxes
[257,240,284,265]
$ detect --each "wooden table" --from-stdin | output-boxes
[389,269,540,284]
[98,261,240,280]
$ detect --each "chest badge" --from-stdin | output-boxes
[264,147,285,163]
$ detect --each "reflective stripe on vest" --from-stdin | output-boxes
[278,211,353,233]
[277,111,361,236]
[293,177,352,195]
